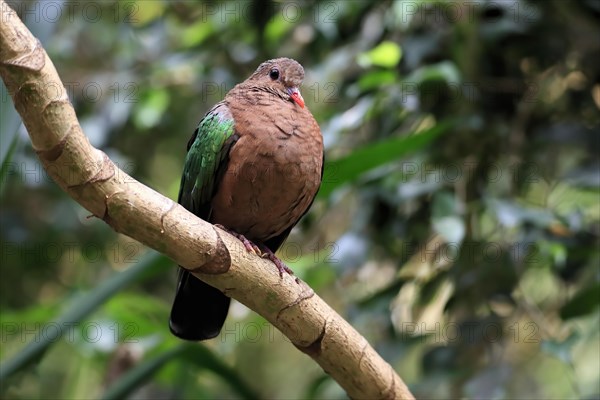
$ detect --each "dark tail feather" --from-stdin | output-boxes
[169,268,230,341]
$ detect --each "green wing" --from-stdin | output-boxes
[178,102,237,220]
[170,102,236,341]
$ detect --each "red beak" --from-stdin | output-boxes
[287,87,305,108]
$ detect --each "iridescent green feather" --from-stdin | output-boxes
[177,105,235,219]
[171,105,236,340]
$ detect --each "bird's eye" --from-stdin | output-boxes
[269,68,280,80]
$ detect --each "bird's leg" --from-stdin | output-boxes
[214,224,261,254]
[256,243,299,283]
[213,224,299,283]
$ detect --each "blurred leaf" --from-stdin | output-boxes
[358,41,402,68]
[1,76,23,199]
[181,20,215,48]
[520,266,561,306]
[541,332,580,364]
[131,0,165,26]
[547,241,567,267]
[265,14,294,44]
[0,302,60,327]
[102,342,258,400]
[432,217,465,245]
[133,90,170,130]
[432,191,458,219]
[560,282,600,319]
[103,292,169,338]
[0,252,168,381]
[405,61,461,84]
[488,198,556,228]
[304,265,337,290]
[305,374,333,400]
[319,121,453,199]
[432,191,465,244]
[545,183,600,221]
[1,76,21,154]
[564,166,600,189]
[0,132,20,198]
[102,344,184,400]
[358,70,398,91]
[464,365,510,399]
[181,344,259,399]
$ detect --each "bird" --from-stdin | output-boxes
[169,58,324,341]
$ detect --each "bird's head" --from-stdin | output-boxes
[249,58,305,108]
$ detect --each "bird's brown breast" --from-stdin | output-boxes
[210,88,323,242]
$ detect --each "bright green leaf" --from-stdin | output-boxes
[358,41,403,68]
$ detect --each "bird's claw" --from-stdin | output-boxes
[214,224,299,283]
[260,252,291,275]
[239,236,262,255]
[214,224,260,254]
[259,245,300,283]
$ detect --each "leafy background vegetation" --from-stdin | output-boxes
[1,0,599,398]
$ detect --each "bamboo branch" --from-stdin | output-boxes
[0,3,414,399]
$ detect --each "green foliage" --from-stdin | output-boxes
[319,121,451,199]
[1,0,599,399]
[358,41,403,68]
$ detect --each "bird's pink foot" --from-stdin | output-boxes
[257,244,299,283]
[214,224,299,283]
[214,224,261,254]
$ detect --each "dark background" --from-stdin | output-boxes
[1,0,599,398]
